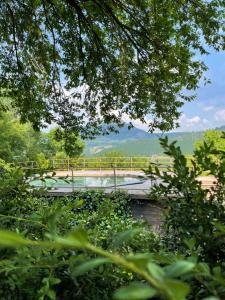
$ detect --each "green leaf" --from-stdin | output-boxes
[0,230,31,247]
[212,222,225,236]
[46,290,56,300]
[126,253,154,268]
[72,258,111,276]
[184,238,196,250]
[113,283,157,300]
[75,199,84,208]
[113,228,143,246]
[203,297,220,300]
[147,262,165,281]
[164,279,190,300]
[53,229,88,248]
[164,260,195,278]
[196,262,211,276]
[49,278,61,285]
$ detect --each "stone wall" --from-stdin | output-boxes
[131,200,164,230]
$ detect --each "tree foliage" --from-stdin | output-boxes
[0,111,41,161]
[41,128,85,157]
[145,136,225,265]
[0,0,225,136]
[0,112,84,161]
[195,130,225,154]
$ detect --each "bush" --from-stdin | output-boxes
[0,186,160,300]
[2,136,225,299]
[0,159,26,197]
[144,136,225,298]
[36,153,50,171]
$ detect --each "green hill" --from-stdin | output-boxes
[84,126,204,156]
[94,132,203,156]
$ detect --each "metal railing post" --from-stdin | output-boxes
[71,168,74,192]
[113,164,117,191]
[67,158,70,172]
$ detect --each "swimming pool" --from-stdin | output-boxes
[29,176,146,189]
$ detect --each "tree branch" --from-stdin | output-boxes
[6,3,21,71]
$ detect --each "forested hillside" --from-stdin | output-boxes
[85,127,204,156]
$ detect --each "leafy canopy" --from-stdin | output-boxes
[0,111,84,161]
[0,111,41,161]
[195,130,225,153]
[0,0,225,137]
[41,127,85,157]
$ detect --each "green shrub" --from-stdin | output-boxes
[0,187,160,300]
[2,136,225,299]
[144,136,225,298]
[36,153,50,171]
[0,159,26,197]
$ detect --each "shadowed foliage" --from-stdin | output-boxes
[0,0,225,137]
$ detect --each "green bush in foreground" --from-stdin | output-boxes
[1,134,225,299]
[0,186,160,300]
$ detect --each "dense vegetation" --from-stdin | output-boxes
[0,1,225,299]
[195,130,225,153]
[0,111,84,163]
[1,136,225,299]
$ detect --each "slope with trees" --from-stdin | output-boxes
[0,111,84,162]
[195,130,225,153]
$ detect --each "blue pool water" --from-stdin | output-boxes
[30,176,145,188]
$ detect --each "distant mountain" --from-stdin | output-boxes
[216,125,225,131]
[85,125,152,155]
[94,125,154,141]
[84,125,205,156]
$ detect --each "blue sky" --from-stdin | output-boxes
[123,49,225,133]
[176,49,225,132]
[59,47,225,134]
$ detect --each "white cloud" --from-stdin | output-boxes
[202,105,214,112]
[122,113,211,133]
[177,114,209,131]
[215,109,225,122]
[121,113,151,131]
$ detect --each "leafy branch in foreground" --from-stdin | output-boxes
[145,135,225,264]
[0,228,196,300]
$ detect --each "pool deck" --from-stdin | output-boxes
[49,170,145,177]
[46,170,153,199]
[45,170,216,200]
[43,171,217,228]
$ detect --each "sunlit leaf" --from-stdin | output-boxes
[147,262,165,281]
[126,253,154,268]
[164,260,195,278]
[113,228,143,246]
[72,258,111,276]
[113,282,157,300]
[0,230,31,247]
[164,279,190,300]
[53,229,89,248]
